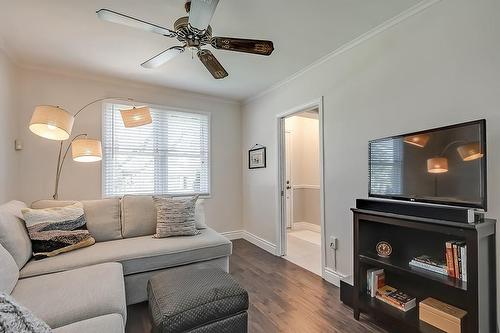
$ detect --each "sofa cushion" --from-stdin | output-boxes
[0,201,32,268]
[0,244,19,294]
[121,195,156,238]
[12,262,126,329]
[52,314,124,333]
[20,228,232,278]
[31,198,122,242]
[195,199,207,229]
[122,195,208,238]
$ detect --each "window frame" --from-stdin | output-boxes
[101,100,212,198]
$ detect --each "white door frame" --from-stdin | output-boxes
[275,97,326,278]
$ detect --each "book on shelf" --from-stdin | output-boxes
[366,268,385,297]
[409,259,448,276]
[375,285,416,312]
[445,241,467,281]
[445,241,456,277]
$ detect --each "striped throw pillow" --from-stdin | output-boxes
[153,196,200,238]
[21,202,95,259]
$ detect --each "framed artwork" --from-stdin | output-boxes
[249,146,266,169]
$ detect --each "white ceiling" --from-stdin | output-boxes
[0,0,420,101]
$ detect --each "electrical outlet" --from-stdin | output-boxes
[329,236,338,250]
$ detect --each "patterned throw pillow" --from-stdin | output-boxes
[0,293,52,333]
[153,196,200,238]
[21,203,95,260]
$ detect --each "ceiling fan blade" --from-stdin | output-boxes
[197,50,228,79]
[141,46,185,69]
[188,0,219,33]
[212,37,274,56]
[96,9,176,37]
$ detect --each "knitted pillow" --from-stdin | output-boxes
[0,293,52,333]
[153,196,200,238]
[21,203,95,260]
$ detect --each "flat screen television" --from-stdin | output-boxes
[368,120,486,210]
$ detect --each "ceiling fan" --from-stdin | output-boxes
[96,0,274,79]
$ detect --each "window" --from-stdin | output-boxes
[102,103,210,197]
[369,138,403,196]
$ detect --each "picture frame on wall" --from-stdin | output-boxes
[249,146,266,169]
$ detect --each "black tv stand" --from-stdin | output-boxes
[351,207,496,333]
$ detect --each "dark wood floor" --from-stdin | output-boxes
[126,239,386,333]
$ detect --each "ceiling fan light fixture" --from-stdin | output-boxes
[96,0,274,79]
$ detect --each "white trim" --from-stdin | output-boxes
[222,230,277,255]
[276,97,326,278]
[323,267,347,287]
[100,101,212,199]
[242,231,277,255]
[292,184,320,190]
[244,0,442,105]
[221,230,245,241]
[293,222,321,233]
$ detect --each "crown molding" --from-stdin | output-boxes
[16,62,241,106]
[0,37,20,66]
[244,0,442,105]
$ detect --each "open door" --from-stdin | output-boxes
[285,131,293,229]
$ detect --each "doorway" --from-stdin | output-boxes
[277,98,325,277]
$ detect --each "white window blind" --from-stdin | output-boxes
[369,138,403,196]
[102,103,210,197]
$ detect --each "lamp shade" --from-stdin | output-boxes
[72,139,102,162]
[404,134,430,148]
[457,142,483,161]
[427,157,448,173]
[120,106,152,128]
[29,106,74,140]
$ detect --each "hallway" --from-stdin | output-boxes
[285,229,321,276]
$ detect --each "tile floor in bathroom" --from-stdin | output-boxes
[284,229,321,275]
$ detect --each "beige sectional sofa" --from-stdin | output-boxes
[0,196,232,332]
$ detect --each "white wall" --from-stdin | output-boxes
[242,0,500,317]
[15,67,242,233]
[0,48,19,203]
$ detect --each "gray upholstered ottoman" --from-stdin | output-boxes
[147,267,249,333]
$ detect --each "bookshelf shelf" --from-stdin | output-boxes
[352,208,496,333]
[359,295,445,333]
[359,253,467,291]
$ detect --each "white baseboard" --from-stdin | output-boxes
[323,267,346,287]
[293,222,321,233]
[242,231,277,255]
[221,230,245,240]
[221,230,277,255]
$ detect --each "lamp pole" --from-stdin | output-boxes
[51,97,135,200]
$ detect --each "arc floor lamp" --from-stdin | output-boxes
[29,97,152,199]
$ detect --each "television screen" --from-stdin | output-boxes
[369,120,486,209]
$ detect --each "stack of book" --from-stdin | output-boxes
[445,241,467,281]
[376,285,416,312]
[366,268,385,297]
[409,255,448,276]
[408,241,467,281]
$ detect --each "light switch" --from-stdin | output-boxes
[15,139,23,151]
